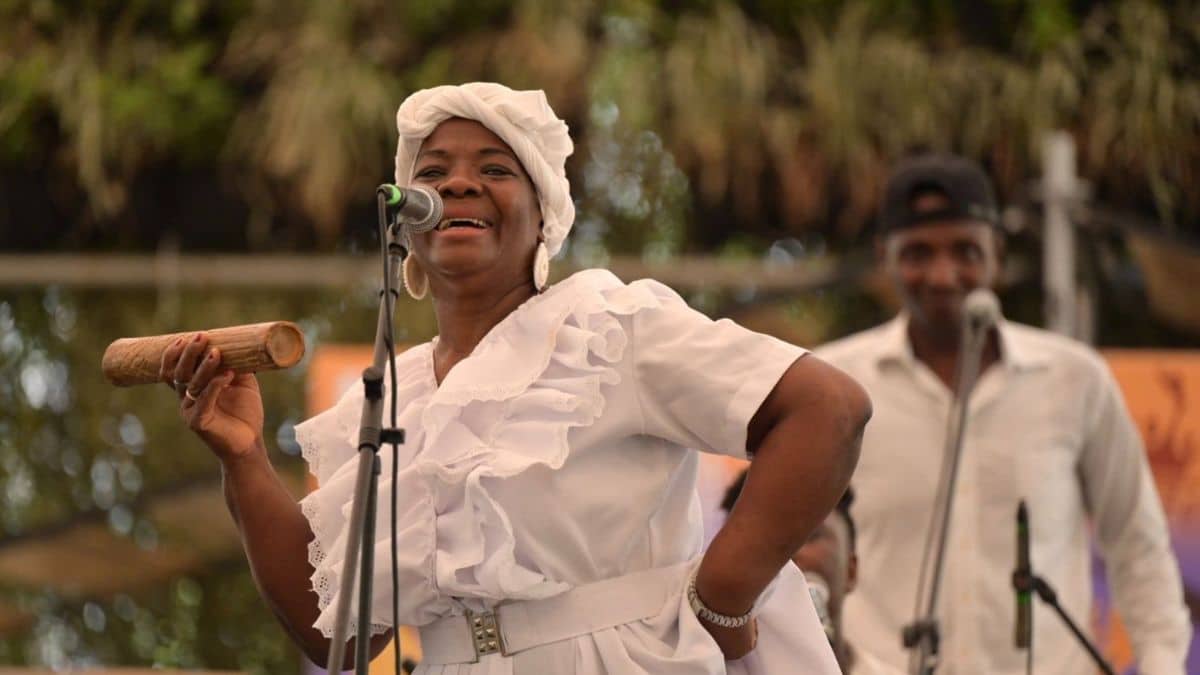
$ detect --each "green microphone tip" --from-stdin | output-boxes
[381,184,404,206]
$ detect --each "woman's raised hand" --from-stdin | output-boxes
[159,333,265,463]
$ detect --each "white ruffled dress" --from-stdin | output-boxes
[295,269,841,674]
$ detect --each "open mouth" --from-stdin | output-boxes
[435,218,492,231]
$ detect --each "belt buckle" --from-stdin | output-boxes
[466,609,507,661]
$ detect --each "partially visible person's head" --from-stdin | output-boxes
[721,472,858,626]
[391,83,575,298]
[877,154,1004,339]
[791,487,857,623]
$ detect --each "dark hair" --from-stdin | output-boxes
[721,469,857,552]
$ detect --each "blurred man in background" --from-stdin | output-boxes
[814,154,1190,674]
[723,475,899,674]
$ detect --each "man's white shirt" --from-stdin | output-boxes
[850,647,905,675]
[816,315,1190,675]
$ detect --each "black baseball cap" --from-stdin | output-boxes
[879,154,1000,234]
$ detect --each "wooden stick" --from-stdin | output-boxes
[102,321,306,386]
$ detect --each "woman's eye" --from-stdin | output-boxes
[483,165,514,176]
[414,167,444,179]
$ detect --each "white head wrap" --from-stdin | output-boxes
[394,82,575,258]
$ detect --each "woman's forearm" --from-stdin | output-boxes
[220,440,334,664]
[697,357,870,614]
[223,441,394,668]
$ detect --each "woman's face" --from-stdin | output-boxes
[408,118,542,295]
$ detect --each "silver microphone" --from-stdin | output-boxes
[963,288,1001,333]
[807,573,835,643]
[378,184,444,235]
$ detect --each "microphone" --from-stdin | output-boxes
[1014,500,1032,649]
[807,573,836,644]
[964,287,1001,333]
[377,184,444,235]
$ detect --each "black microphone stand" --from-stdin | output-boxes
[903,315,992,675]
[1012,531,1117,675]
[325,190,408,674]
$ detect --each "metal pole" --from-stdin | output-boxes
[1042,131,1078,338]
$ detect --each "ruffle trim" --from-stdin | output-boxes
[296,269,671,620]
[415,270,666,601]
[293,406,348,486]
[414,270,659,479]
[300,497,393,639]
[295,344,433,485]
[296,345,440,635]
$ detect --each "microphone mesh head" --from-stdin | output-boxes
[964,288,1001,327]
[405,185,444,234]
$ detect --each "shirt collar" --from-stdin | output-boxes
[996,318,1052,371]
[875,313,1051,372]
[873,314,916,367]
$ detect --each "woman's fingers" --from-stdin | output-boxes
[172,333,208,395]
[183,346,223,403]
[159,336,189,393]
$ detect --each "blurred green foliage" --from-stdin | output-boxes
[0,568,299,673]
[0,278,445,535]
[0,281,440,670]
[1,0,1197,253]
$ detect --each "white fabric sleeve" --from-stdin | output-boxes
[293,383,362,487]
[1081,363,1190,675]
[630,282,807,458]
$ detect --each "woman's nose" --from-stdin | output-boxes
[438,170,481,199]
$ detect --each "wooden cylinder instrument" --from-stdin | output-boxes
[102,321,306,386]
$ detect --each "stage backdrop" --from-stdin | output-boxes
[1096,350,1200,673]
[303,345,1200,674]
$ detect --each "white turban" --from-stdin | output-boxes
[394,82,575,258]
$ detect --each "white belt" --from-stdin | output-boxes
[419,561,689,664]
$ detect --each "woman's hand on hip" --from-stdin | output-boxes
[159,332,265,463]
